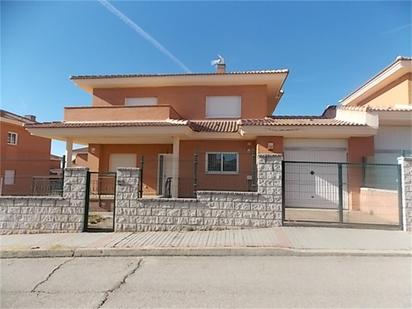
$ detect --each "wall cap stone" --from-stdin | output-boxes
[64,167,89,171]
[257,153,283,158]
[398,156,412,164]
[117,167,141,171]
[197,191,259,196]
[138,197,197,202]
[0,196,65,200]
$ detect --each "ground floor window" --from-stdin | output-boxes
[206,152,239,174]
[4,170,15,185]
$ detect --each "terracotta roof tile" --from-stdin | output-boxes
[338,105,412,112]
[0,109,38,124]
[189,120,239,133]
[25,120,188,129]
[25,116,366,131]
[70,69,288,80]
[240,117,365,126]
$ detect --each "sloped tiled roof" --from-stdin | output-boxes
[240,117,365,126]
[0,109,38,124]
[70,69,289,80]
[25,120,188,129]
[189,120,239,133]
[26,116,365,132]
[339,105,412,112]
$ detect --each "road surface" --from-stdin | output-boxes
[1,256,411,308]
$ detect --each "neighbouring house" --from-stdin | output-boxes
[25,57,411,209]
[0,110,61,195]
[72,146,88,167]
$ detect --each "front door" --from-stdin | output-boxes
[158,154,173,196]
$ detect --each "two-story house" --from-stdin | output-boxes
[0,110,61,195]
[25,61,381,201]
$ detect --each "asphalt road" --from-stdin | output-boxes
[1,256,411,308]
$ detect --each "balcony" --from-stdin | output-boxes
[64,105,182,122]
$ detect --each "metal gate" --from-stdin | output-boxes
[84,172,116,232]
[282,161,402,229]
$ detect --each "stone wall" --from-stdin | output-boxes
[0,167,88,234]
[115,154,282,232]
[399,157,412,231]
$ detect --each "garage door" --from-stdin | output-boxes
[284,139,347,209]
[109,154,137,172]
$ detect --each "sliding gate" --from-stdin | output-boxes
[84,172,116,232]
[282,161,402,229]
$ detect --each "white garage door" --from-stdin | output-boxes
[284,139,347,209]
[109,154,137,172]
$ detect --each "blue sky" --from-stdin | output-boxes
[1,1,411,155]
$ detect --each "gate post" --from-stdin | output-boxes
[62,167,89,232]
[338,163,344,223]
[398,157,412,231]
[115,167,141,232]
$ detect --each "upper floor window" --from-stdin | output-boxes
[125,97,158,106]
[205,96,241,118]
[7,132,18,145]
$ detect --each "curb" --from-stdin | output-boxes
[1,247,411,258]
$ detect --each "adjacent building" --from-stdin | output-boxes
[0,110,61,195]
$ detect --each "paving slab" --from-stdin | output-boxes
[1,227,411,258]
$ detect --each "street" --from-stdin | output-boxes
[1,256,411,308]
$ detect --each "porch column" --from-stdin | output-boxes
[66,139,73,167]
[171,136,180,198]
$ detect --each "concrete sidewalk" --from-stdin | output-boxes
[1,227,411,258]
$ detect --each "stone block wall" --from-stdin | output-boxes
[399,157,412,231]
[115,154,283,232]
[0,167,88,234]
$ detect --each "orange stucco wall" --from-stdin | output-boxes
[355,73,412,107]
[92,85,269,119]
[256,136,284,154]
[179,140,256,197]
[359,188,399,224]
[64,105,181,122]
[97,144,173,195]
[347,136,375,210]
[0,121,58,195]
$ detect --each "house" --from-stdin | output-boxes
[338,56,412,164]
[25,58,411,206]
[0,110,61,195]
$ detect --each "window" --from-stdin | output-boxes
[206,152,239,174]
[205,96,241,118]
[125,97,158,106]
[7,132,18,145]
[4,170,15,185]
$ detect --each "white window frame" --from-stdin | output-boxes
[205,96,241,119]
[205,152,239,174]
[4,170,15,185]
[7,132,18,145]
[125,97,158,106]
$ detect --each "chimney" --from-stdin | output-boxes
[216,63,226,73]
[24,115,36,122]
[211,55,226,73]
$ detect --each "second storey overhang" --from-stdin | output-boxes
[70,70,289,114]
[25,116,377,144]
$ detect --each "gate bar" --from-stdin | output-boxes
[338,163,344,223]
